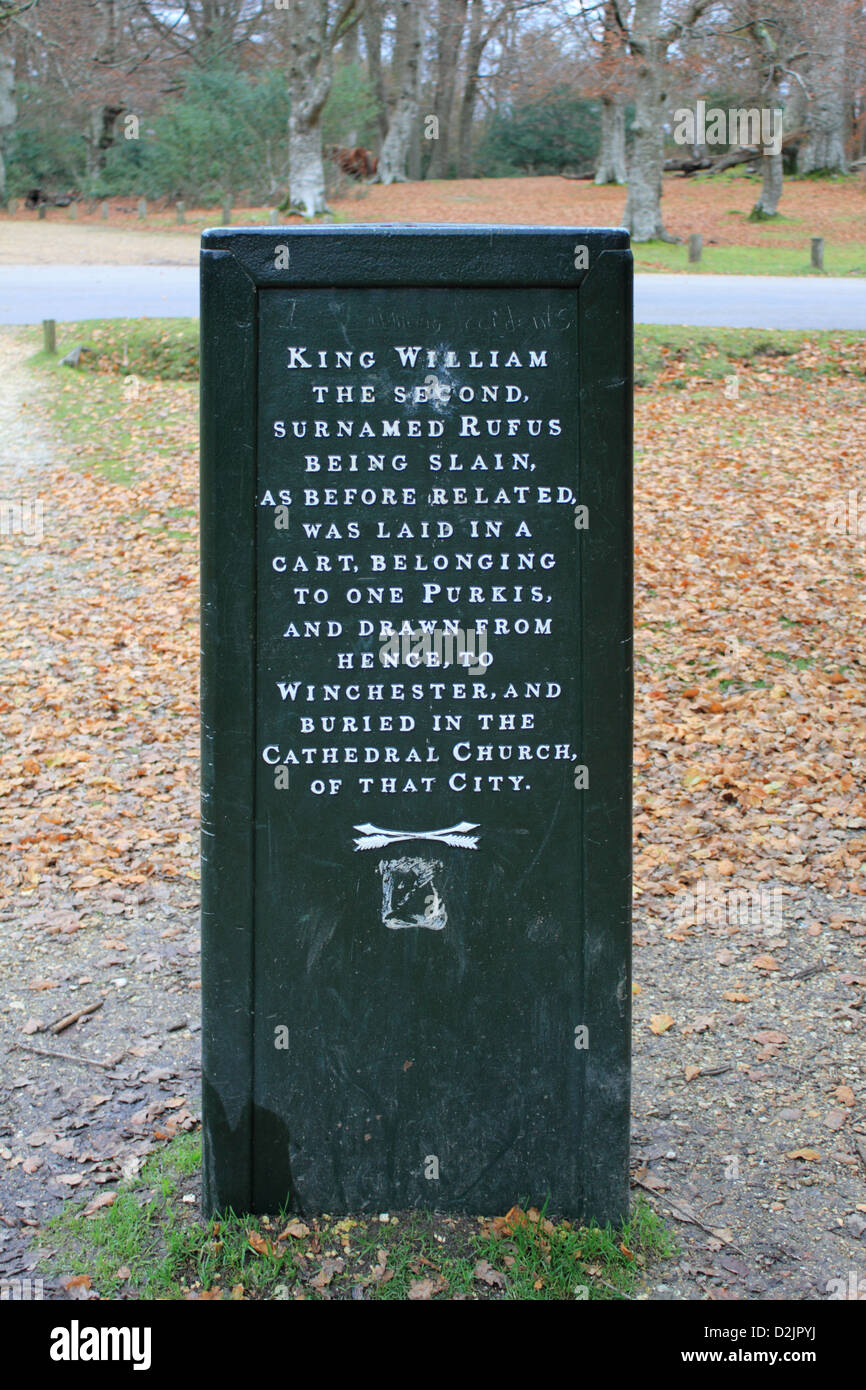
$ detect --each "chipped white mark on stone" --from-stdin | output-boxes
[379,857,447,931]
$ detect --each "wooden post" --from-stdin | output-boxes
[7,198,16,215]
[100,200,109,220]
[688,233,703,264]
[43,320,56,355]
[137,197,147,220]
[270,209,280,225]
[176,201,185,225]
[38,204,46,220]
[811,236,824,270]
[68,201,78,220]
[221,198,231,225]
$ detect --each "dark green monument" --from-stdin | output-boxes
[201,226,632,1221]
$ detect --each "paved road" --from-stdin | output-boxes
[0,264,865,329]
[634,273,866,330]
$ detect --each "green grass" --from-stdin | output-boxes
[39,1133,674,1300]
[33,318,200,380]
[24,320,864,427]
[40,1133,206,1299]
[791,169,862,184]
[24,321,198,484]
[633,324,865,388]
[633,241,866,276]
[25,350,140,483]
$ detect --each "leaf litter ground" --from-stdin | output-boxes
[2,172,864,277]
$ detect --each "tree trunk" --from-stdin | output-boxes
[595,96,626,184]
[785,72,808,140]
[83,103,124,187]
[287,0,331,215]
[78,1,126,191]
[338,7,360,143]
[378,0,423,184]
[752,60,784,217]
[0,34,15,206]
[624,0,669,241]
[456,0,484,178]
[595,0,628,185]
[341,11,360,64]
[408,112,422,179]
[426,0,468,178]
[289,114,328,214]
[797,20,848,173]
[752,150,782,216]
[363,0,389,144]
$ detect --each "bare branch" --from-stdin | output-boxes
[328,0,366,48]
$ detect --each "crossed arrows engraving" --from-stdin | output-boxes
[353,821,480,851]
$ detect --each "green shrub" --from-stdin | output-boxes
[321,62,380,150]
[4,98,85,197]
[7,63,292,202]
[128,65,291,202]
[475,91,602,176]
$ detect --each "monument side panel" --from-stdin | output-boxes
[578,249,634,1221]
[200,249,258,1215]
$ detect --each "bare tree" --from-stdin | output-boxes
[340,2,360,61]
[362,0,389,143]
[455,0,548,177]
[622,0,717,241]
[426,0,468,177]
[594,1,629,183]
[0,43,12,203]
[740,8,785,214]
[285,0,365,215]
[596,92,627,181]
[456,0,486,175]
[721,2,809,217]
[134,0,267,64]
[81,1,126,181]
[0,2,31,203]
[797,5,850,172]
[16,0,167,192]
[551,0,631,183]
[377,0,423,182]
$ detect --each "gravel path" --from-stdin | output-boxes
[632,883,866,1299]
[0,336,200,1300]
[0,221,198,266]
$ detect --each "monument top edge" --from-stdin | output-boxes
[201,223,630,244]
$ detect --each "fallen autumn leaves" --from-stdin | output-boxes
[1,323,865,1299]
[2,332,864,919]
[0,362,200,900]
